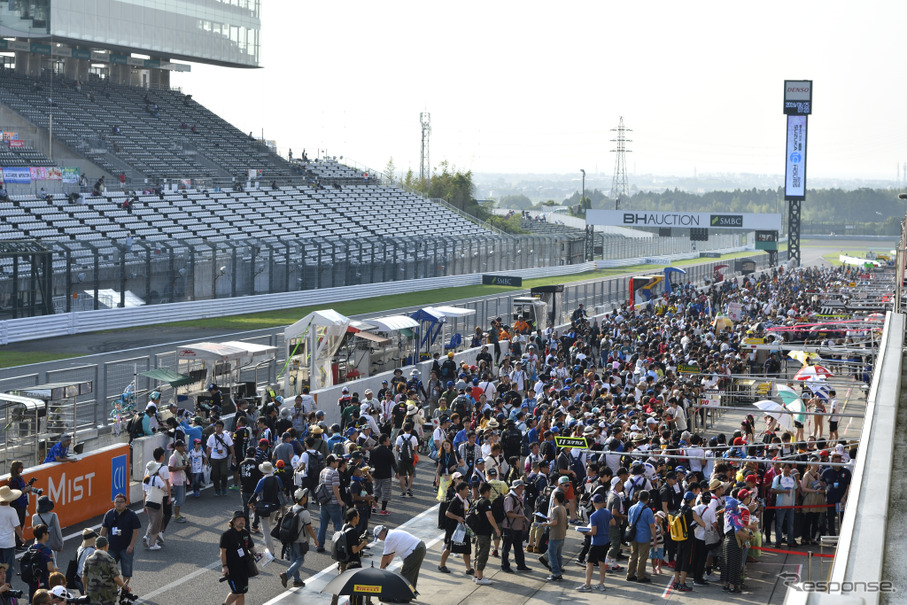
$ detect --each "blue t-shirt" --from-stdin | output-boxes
[42,442,68,464]
[628,501,656,544]
[589,507,612,546]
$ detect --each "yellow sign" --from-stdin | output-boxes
[555,436,589,449]
[678,364,700,374]
[744,337,764,346]
[354,584,383,594]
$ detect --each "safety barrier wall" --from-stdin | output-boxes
[0,443,130,539]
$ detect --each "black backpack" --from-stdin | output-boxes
[125,413,143,441]
[20,546,42,585]
[465,499,484,533]
[503,429,523,456]
[398,435,414,463]
[305,451,325,490]
[331,527,352,562]
[490,494,506,525]
[535,485,555,517]
[278,509,301,545]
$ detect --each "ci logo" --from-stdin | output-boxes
[789,152,802,163]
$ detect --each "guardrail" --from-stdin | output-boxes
[791,311,904,605]
[0,261,596,345]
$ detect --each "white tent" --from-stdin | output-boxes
[283,309,351,393]
[176,340,277,392]
[369,315,420,332]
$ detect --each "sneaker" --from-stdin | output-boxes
[491,550,499,557]
[576,559,587,567]
[228,485,240,491]
[475,577,493,586]
[465,568,475,576]
[378,510,391,516]
[148,544,162,551]
[626,576,637,582]
[279,572,288,588]
[157,533,165,544]
[678,584,693,592]
[174,515,187,523]
[538,556,550,570]
[438,565,451,573]
[636,577,652,584]
[401,493,407,499]
[316,547,326,554]
[594,584,607,592]
[193,490,200,498]
[693,580,709,587]
[576,585,592,592]
[546,575,562,581]
[407,490,414,497]
[516,566,532,572]
[501,567,515,574]
[706,573,720,582]
[293,580,305,588]
[251,527,261,535]
[141,535,148,548]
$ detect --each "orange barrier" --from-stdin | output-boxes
[1,443,130,539]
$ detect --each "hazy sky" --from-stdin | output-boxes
[175,1,907,181]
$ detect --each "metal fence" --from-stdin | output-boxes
[0,231,742,318]
[0,249,783,432]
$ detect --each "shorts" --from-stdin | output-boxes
[829,421,839,432]
[562,483,575,501]
[398,460,415,476]
[172,484,186,508]
[228,575,249,595]
[588,543,609,563]
[650,547,664,560]
[374,478,393,503]
[794,421,804,429]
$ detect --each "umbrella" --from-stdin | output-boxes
[712,315,733,332]
[787,350,820,366]
[865,313,885,322]
[793,365,834,380]
[805,376,830,401]
[754,400,792,431]
[321,565,417,603]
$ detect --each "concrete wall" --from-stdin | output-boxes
[0,102,115,185]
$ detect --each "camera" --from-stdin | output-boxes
[27,477,43,496]
[65,596,90,604]
[7,590,22,598]
[118,589,138,604]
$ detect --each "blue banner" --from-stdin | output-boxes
[2,167,31,184]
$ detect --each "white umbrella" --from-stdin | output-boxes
[754,399,793,430]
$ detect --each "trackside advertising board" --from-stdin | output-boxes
[0,443,129,539]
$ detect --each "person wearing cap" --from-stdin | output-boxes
[821,451,851,537]
[576,492,613,592]
[250,461,283,556]
[219,510,257,605]
[99,495,140,584]
[374,524,427,589]
[142,460,168,551]
[42,434,76,465]
[279,488,317,589]
[394,423,419,498]
[670,491,704,592]
[206,420,236,497]
[771,463,798,548]
[0,485,24,586]
[26,524,55,600]
[167,440,189,523]
[187,438,207,498]
[500,480,531,573]
[82,535,131,605]
[626,490,656,583]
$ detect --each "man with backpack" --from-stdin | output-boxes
[315,455,343,554]
[82,536,133,605]
[328,509,369,605]
[395,423,419,498]
[670,491,704,593]
[500,480,531,573]
[626,490,657,583]
[249,462,284,557]
[297,436,325,493]
[468,482,502,586]
[22,524,54,601]
[277,488,317,589]
[239,448,263,534]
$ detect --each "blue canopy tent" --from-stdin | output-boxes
[410,307,447,357]
[664,267,687,295]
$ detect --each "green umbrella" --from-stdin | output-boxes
[777,384,806,425]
